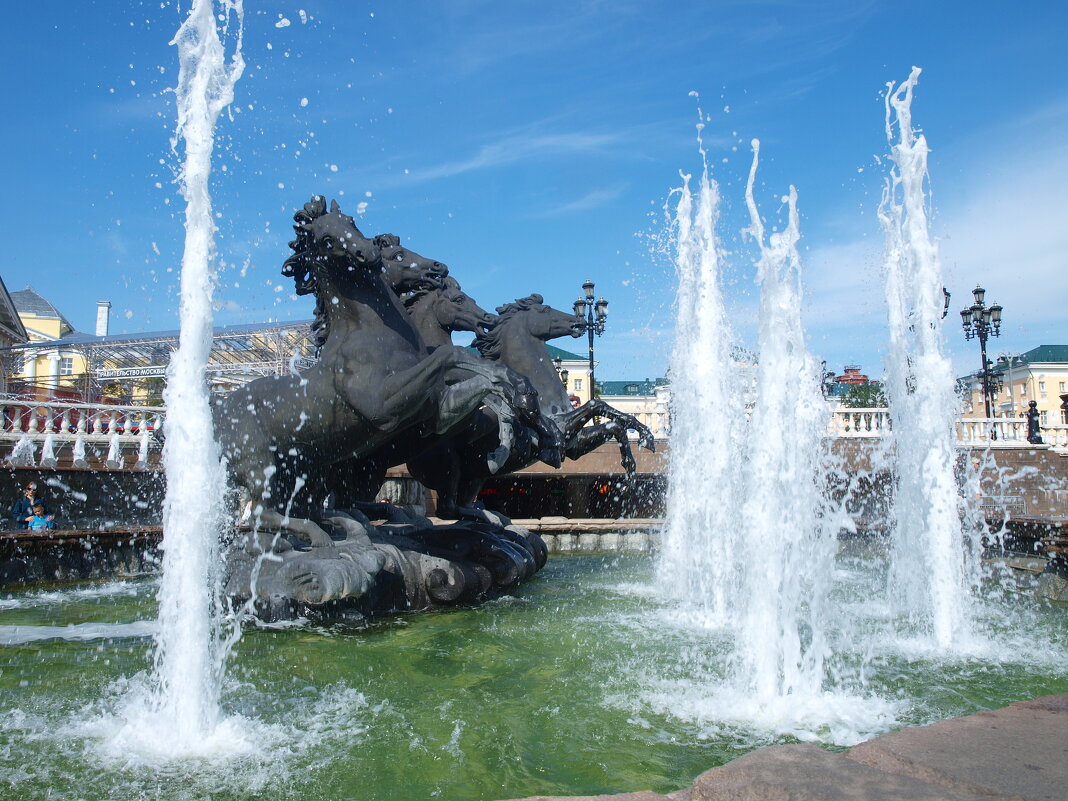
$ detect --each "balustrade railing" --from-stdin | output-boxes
[829,408,891,437]
[0,396,1063,469]
[0,396,164,467]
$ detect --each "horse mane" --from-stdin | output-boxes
[280,196,337,355]
[473,293,542,360]
[403,275,463,311]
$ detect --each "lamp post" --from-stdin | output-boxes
[553,355,569,389]
[959,284,1002,421]
[573,279,607,399]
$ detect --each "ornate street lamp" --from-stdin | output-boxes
[573,279,607,397]
[960,284,1003,421]
[553,355,569,388]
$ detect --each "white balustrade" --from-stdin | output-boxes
[829,408,891,437]
[0,394,1061,466]
[0,396,164,464]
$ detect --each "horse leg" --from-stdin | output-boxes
[565,420,638,473]
[254,507,337,552]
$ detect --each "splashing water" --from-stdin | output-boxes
[657,132,887,739]
[108,0,246,758]
[880,67,978,651]
[736,142,837,706]
[656,121,745,624]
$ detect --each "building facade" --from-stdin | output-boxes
[597,378,671,440]
[2,286,316,403]
[546,344,593,405]
[0,279,28,394]
[6,287,88,399]
[961,345,1068,426]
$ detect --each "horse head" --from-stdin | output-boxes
[282,196,382,297]
[495,294,585,341]
[474,294,585,362]
[405,276,495,338]
[374,233,449,294]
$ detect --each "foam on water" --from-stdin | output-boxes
[0,579,153,610]
[0,621,157,645]
[3,681,373,796]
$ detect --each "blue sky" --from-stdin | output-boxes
[2,1,1066,381]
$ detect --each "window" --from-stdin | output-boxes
[60,357,73,376]
[1060,381,1066,392]
[574,379,583,391]
[1020,384,1027,396]
[1041,411,1048,426]
[1039,381,1046,393]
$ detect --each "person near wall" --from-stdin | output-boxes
[11,482,50,528]
[28,503,55,532]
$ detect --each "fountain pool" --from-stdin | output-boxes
[2,551,1066,801]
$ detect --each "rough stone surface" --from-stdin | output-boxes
[845,695,1068,801]
[689,744,991,801]
[494,696,1068,801]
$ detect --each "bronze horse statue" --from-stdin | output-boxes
[407,293,655,519]
[212,198,526,599]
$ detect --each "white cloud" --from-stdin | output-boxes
[531,184,627,218]
[409,130,622,183]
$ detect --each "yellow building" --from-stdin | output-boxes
[961,345,1068,426]
[598,378,671,440]
[2,286,315,403]
[6,287,89,398]
[547,344,594,405]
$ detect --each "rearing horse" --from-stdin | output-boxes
[407,293,654,519]
[477,295,656,458]
[213,197,522,557]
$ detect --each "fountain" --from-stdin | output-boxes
[881,67,981,651]
[0,5,1067,796]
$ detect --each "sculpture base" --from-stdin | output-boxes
[223,512,548,623]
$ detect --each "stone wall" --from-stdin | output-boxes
[475,440,1068,522]
[0,465,165,530]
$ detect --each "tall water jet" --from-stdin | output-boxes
[132,0,245,752]
[657,133,872,736]
[657,120,745,622]
[880,67,975,650]
[735,142,836,705]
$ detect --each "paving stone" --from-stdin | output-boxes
[845,694,1068,801]
[687,744,990,801]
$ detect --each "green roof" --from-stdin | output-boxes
[992,345,1068,373]
[545,343,585,361]
[598,378,668,396]
[1018,345,1068,364]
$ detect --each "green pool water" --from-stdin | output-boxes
[2,551,1066,801]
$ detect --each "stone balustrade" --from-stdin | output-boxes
[1,397,1064,471]
[828,408,891,437]
[0,396,164,468]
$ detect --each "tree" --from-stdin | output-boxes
[840,382,887,408]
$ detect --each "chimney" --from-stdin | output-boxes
[96,301,111,337]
